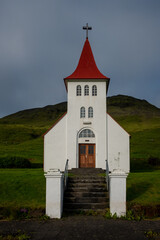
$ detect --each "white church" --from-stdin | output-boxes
[44,24,130,218]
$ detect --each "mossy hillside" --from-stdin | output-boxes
[0,102,67,127]
[0,95,160,168]
[108,95,160,169]
[107,95,160,118]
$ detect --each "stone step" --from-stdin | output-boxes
[70,168,105,172]
[69,173,105,177]
[64,168,108,214]
[69,169,105,175]
[64,196,108,203]
[65,191,108,198]
[68,178,106,183]
[64,202,108,209]
[67,183,106,188]
[66,187,107,192]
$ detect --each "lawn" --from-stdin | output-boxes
[0,169,160,211]
[127,170,160,205]
[130,128,160,160]
[0,169,45,209]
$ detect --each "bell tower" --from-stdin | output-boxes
[64,24,110,169]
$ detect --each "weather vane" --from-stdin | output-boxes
[83,23,92,39]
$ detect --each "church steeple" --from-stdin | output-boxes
[64,38,109,80]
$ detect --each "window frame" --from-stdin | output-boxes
[92,85,97,96]
[79,129,95,138]
[84,85,89,96]
[80,107,85,118]
[76,85,81,96]
[88,107,93,118]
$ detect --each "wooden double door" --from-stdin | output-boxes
[79,144,95,168]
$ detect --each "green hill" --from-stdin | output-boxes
[108,95,160,132]
[0,95,160,170]
[0,102,67,127]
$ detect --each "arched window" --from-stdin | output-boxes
[88,107,93,118]
[76,85,81,96]
[84,85,89,96]
[80,107,85,118]
[79,129,95,138]
[92,85,97,96]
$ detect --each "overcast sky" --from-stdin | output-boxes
[0,0,160,118]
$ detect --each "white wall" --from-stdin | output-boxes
[107,114,130,173]
[44,114,67,172]
[44,81,130,173]
[66,79,107,169]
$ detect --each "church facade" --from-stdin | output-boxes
[44,27,130,218]
[44,39,129,174]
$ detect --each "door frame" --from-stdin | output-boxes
[77,128,96,168]
[79,143,96,168]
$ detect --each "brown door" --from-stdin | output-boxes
[79,144,95,168]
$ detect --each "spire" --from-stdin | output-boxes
[64,38,109,80]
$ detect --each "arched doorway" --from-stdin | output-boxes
[78,129,96,168]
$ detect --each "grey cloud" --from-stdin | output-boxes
[0,0,160,117]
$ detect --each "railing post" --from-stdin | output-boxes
[105,159,109,191]
[64,159,69,191]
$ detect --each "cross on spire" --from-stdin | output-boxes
[83,23,92,39]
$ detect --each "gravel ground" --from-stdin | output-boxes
[0,216,160,240]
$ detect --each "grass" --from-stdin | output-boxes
[0,137,44,164]
[0,231,31,240]
[127,170,160,205]
[0,169,45,209]
[130,128,160,159]
[0,123,47,164]
[0,169,159,211]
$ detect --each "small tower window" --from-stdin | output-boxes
[88,107,93,118]
[76,85,81,96]
[92,85,97,96]
[84,85,89,96]
[80,107,85,118]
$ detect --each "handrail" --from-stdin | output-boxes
[64,159,69,191]
[105,159,109,191]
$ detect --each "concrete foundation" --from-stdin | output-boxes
[44,169,64,219]
[109,170,128,217]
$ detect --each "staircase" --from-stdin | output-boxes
[63,168,109,214]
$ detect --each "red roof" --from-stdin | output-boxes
[64,39,110,80]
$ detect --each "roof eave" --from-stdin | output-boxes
[64,77,110,93]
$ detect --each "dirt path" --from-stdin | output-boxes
[0,216,160,240]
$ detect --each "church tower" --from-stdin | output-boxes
[64,25,110,169]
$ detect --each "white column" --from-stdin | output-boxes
[109,170,128,217]
[44,169,64,219]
